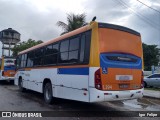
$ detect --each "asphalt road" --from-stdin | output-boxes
[0,81,159,120]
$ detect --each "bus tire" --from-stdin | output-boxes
[18,78,26,92]
[44,82,53,104]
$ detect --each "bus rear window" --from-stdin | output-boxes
[5,60,14,63]
[106,56,137,63]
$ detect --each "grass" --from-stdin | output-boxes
[144,87,160,91]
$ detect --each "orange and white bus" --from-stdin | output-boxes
[14,21,144,103]
[0,56,16,81]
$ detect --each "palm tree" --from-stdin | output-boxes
[57,13,87,35]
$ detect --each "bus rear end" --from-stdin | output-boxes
[0,57,16,81]
[90,23,143,102]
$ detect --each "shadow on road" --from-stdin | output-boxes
[0,80,14,85]
[20,89,116,111]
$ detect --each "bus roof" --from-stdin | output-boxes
[19,24,91,55]
[18,22,141,55]
[98,23,140,36]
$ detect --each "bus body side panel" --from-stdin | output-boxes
[15,68,56,93]
[55,67,89,102]
[15,67,90,102]
[14,73,19,85]
[26,69,42,92]
[17,68,54,93]
[14,69,28,89]
[22,70,28,89]
[0,58,2,80]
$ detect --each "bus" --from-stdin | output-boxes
[14,21,144,104]
[0,56,16,82]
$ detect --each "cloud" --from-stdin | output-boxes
[85,0,160,45]
[0,0,160,57]
[84,0,131,24]
[0,0,64,41]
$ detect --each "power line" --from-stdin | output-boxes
[117,0,160,30]
[136,0,160,14]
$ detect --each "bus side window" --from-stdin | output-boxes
[24,54,27,67]
[0,59,1,69]
[20,54,27,68]
[68,37,79,63]
[27,52,34,67]
[85,31,91,63]
[17,55,21,69]
[44,43,59,65]
[80,30,91,64]
[34,48,44,66]
[60,40,69,52]
[80,34,85,63]
[20,54,24,68]
[59,40,69,63]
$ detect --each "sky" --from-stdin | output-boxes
[0,0,160,56]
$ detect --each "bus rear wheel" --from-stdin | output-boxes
[18,78,26,92]
[44,82,53,104]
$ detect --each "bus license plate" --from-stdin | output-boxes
[119,84,129,89]
[116,75,133,80]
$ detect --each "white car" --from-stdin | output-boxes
[144,73,160,88]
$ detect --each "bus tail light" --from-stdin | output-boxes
[95,69,102,90]
[141,71,144,88]
[2,71,4,76]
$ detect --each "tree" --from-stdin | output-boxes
[142,43,160,70]
[57,13,87,35]
[12,39,43,57]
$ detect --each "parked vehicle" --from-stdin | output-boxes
[0,56,16,82]
[15,21,144,104]
[144,73,160,88]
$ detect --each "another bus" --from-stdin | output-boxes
[14,21,144,103]
[0,56,16,82]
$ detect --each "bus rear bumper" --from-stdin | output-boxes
[0,76,15,81]
[89,88,143,102]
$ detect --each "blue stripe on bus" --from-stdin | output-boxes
[100,53,142,69]
[58,67,89,75]
[4,66,15,71]
[18,69,25,71]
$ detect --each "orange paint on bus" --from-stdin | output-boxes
[98,28,142,57]
[100,68,141,90]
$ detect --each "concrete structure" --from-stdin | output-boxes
[143,89,160,99]
[0,28,20,56]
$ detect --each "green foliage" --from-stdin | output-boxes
[12,39,43,57]
[57,13,87,35]
[143,43,160,70]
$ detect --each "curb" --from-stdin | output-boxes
[143,95,160,100]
